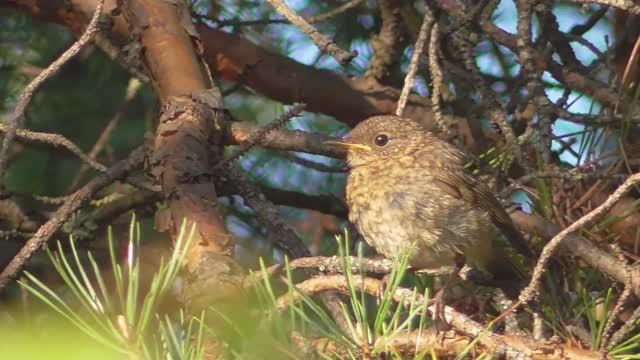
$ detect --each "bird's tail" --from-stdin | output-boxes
[481,245,529,298]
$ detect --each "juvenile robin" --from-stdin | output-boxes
[325,115,530,289]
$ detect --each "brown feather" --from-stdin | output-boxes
[432,169,532,257]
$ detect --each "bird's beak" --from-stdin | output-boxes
[323,140,371,152]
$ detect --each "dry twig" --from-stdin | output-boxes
[600,244,634,351]
[263,0,356,66]
[221,104,306,167]
[225,167,351,335]
[0,146,144,291]
[0,123,107,173]
[568,0,640,14]
[214,0,365,27]
[278,152,346,173]
[276,274,606,359]
[225,121,344,158]
[396,4,433,117]
[68,78,142,191]
[498,173,640,323]
[256,256,395,282]
[511,211,640,297]
[365,0,405,82]
[608,304,640,349]
[0,0,105,184]
[427,22,446,134]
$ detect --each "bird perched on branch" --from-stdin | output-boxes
[325,115,530,290]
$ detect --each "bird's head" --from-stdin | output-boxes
[324,115,434,168]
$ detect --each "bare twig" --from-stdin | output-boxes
[365,0,405,82]
[299,0,365,24]
[278,152,347,173]
[433,0,618,109]
[498,173,640,322]
[221,104,306,167]
[427,22,446,134]
[94,33,150,83]
[601,244,633,351]
[68,78,142,191]
[396,4,433,117]
[225,121,345,158]
[0,0,105,184]
[0,146,144,291]
[569,6,609,35]
[258,256,395,281]
[567,0,640,14]
[0,124,107,173]
[608,304,640,349]
[226,166,310,258]
[248,185,348,217]
[276,275,606,359]
[620,31,640,92]
[510,211,640,297]
[225,166,351,335]
[212,0,365,27]
[263,0,356,66]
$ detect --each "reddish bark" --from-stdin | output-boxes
[2,0,483,150]
[118,0,243,308]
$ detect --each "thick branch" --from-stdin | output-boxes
[365,0,405,83]
[120,0,242,310]
[2,0,482,150]
[199,26,436,128]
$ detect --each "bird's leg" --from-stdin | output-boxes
[376,273,392,299]
[429,254,465,325]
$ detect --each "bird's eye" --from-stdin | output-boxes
[374,134,389,147]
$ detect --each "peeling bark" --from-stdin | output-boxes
[118,0,243,311]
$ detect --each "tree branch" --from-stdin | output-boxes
[365,0,405,83]
[0,0,105,185]
[0,146,144,291]
[276,274,606,359]
[263,0,356,66]
[396,3,433,117]
[119,0,242,311]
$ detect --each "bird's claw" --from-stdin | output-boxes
[428,289,450,329]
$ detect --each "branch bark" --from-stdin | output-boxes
[0,147,144,290]
[2,0,483,151]
[511,210,640,297]
[277,274,606,359]
[365,0,406,83]
[118,0,243,311]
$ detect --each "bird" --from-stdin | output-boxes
[324,115,530,289]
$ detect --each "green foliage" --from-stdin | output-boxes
[8,224,640,358]
[2,0,640,358]
[19,217,199,359]
[234,233,436,359]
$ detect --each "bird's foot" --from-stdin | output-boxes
[428,288,449,327]
[375,273,392,299]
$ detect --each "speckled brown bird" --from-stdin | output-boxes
[325,115,529,282]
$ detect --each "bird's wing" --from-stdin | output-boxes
[432,168,532,257]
